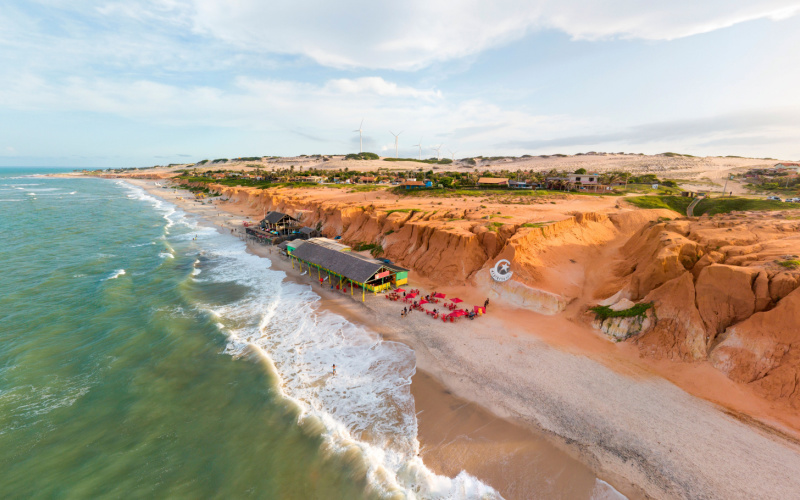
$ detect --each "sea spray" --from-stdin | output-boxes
[122,180,503,499]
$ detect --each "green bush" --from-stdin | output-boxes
[626,196,692,214]
[590,303,653,321]
[345,152,380,160]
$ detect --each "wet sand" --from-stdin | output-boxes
[124,178,800,500]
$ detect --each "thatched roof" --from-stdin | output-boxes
[262,211,297,225]
[478,177,509,185]
[291,241,392,283]
[299,226,315,235]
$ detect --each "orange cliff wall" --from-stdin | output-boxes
[211,183,671,291]
[598,211,800,407]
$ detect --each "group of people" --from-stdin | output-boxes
[399,296,490,319]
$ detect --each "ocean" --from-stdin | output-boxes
[0,168,499,499]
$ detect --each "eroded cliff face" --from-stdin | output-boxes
[596,210,800,407]
[202,182,800,408]
[212,183,670,291]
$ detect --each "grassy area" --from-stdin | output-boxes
[521,221,554,228]
[617,183,682,195]
[590,303,653,321]
[486,222,504,232]
[693,197,791,216]
[347,185,388,193]
[392,187,620,199]
[384,208,416,215]
[625,195,693,214]
[777,260,800,269]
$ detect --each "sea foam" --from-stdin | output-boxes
[121,179,504,499]
[104,269,126,281]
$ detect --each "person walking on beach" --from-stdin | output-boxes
[403,306,407,318]
[484,298,489,309]
[332,364,336,376]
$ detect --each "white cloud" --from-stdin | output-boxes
[0,72,582,154]
[181,0,800,69]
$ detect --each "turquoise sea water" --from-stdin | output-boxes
[0,169,499,499]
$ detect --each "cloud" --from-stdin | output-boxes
[498,109,800,157]
[182,0,800,69]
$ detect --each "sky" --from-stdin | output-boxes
[1,0,800,167]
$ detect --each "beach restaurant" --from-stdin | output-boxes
[287,238,409,300]
[260,211,300,235]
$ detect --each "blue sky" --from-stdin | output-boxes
[2,0,800,167]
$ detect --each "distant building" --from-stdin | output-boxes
[401,180,426,189]
[567,173,600,185]
[357,176,376,184]
[508,180,531,189]
[477,178,509,188]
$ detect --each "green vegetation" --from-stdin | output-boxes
[383,157,453,165]
[384,208,415,215]
[777,260,800,269]
[590,303,653,321]
[521,221,553,228]
[626,195,693,214]
[348,185,387,193]
[370,245,384,257]
[351,242,379,252]
[487,222,504,232]
[693,197,790,216]
[345,152,380,160]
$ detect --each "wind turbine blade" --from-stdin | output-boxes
[360,118,364,129]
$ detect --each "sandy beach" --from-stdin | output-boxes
[126,178,800,500]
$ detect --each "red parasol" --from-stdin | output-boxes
[474,305,485,314]
[394,288,406,293]
[419,299,428,305]
[450,298,463,303]
[433,292,446,299]
[407,292,418,299]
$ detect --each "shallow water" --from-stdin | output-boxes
[0,169,499,498]
[0,168,624,499]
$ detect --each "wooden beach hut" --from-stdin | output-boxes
[289,239,409,300]
[260,211,300,235]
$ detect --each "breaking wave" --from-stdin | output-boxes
[124,179,503,499]
[104,269,126,281]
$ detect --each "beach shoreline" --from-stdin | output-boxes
[123,177,800,500]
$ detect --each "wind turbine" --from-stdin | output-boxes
[432,144,443,161]
[413,137,423,160]
[448,149,458,161]
[353,119,364,153]
[390,131,403,158]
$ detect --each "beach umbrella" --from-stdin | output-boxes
[395,288,406,292]
[419,299,428,305]
[450,298,463,303]
[433,292,446,299]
